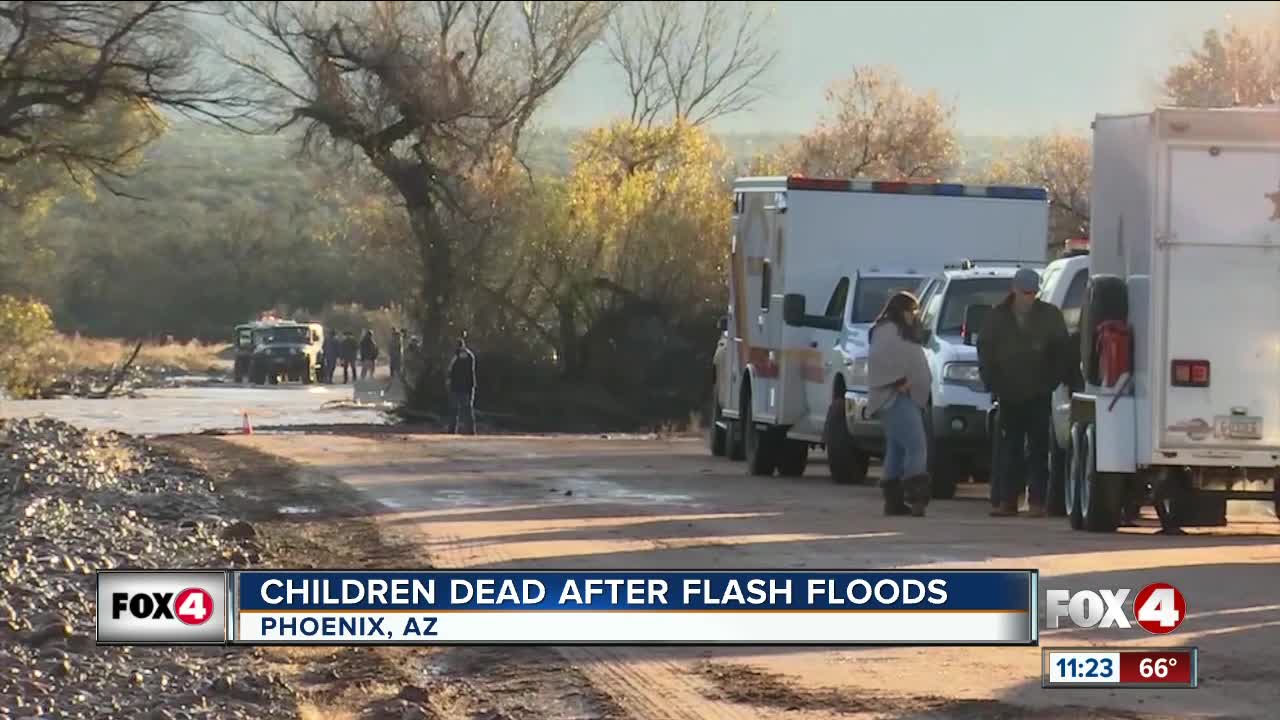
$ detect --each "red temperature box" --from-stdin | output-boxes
[1119,649,1196,686]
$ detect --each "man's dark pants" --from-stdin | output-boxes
[996,394,1051,507]
[449,390,475,435]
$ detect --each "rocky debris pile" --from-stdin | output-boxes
[0,418,295,719]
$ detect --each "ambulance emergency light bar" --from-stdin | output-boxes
[784,175,1050,201]
[97,569,1038,646]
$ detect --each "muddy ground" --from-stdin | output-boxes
[214,430,1280,720]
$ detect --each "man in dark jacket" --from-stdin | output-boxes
[340,332,359,384]
[977,268,1071,518]
[322,329,339,384]
[447,336,476,435]
[358,329,379,380]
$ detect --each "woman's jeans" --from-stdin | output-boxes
[879,393,928,483]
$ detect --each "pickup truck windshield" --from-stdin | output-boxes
[254,327,309,345]
[850,276,925,324]
[937,278,1014,334]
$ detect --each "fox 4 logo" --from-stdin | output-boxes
[1046,583,1186,634]
[112,587,214,626]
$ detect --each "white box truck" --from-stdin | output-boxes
[709,176,1049,479]
[1067,108,1280,532]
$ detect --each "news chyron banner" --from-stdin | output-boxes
[98,569,1038,646]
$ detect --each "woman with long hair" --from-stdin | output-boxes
[866,291,933,516]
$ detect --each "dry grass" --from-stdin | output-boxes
[37,334,229,373]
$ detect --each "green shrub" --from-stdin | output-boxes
[0,295,56,397]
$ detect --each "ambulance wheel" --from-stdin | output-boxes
[1081,423,1121,532]
[709,400,727,457]
[778,440,809,477]
[1066,422,1085,530]
[825,402,869,484]
[1047,426,1069,517]
[743,391,777,476]
[726,419,745,461]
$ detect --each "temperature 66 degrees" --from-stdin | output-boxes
[1140,658,1175,678]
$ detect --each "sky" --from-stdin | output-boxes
[541,1,1280,136]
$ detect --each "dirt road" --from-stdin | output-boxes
[227,431,1280,719]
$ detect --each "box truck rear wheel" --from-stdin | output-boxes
[825,402,869,484]
[1081,423,1121,532]
[1066,422,1086,530]
[777,440,809,477]
[1047,425,1069,517]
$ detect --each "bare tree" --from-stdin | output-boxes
[777,65,958,180]
[0,1,252,202]
[1164,25,1280,107]
[606,1,776,127]
[222,1,612,400]
[980,132,1090,252]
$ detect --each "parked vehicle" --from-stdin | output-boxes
[710,175,1049,483]
[247,321,324,385]
[232,322,262,384]
[1064,107,1280,532]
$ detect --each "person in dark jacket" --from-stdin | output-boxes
[358,329,379,380]
[446,336,477,435]
[340,332,359,384]
[388,328,404,378]
[322,329,339,384]
[977,268,1071,518]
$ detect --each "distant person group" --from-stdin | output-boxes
[320,327,416,384]
[316,327,478,436]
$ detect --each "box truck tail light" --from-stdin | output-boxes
[1171,359,1210,387]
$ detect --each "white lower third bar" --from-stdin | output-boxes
[234,611,1031,644]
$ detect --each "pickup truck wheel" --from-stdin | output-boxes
[708,400,727,457]
[743,391,777,476]
[777,440,809,477]
[825,401,869,484]
[1047,427,1068,517]
[1081,423,1121,532]
[929,453,962,500]
[1066,422,1084,530]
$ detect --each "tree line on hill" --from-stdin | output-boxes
[0,1,1269,421]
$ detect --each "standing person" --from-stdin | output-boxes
[866,292,932,517]
[977,268,1071,518]
[322,328,339,384]
[446,336,477,435]
[359,329,379,379]
[341,332,359,384]
[388,328,404,378]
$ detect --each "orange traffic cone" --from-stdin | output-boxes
[241,411,253,435]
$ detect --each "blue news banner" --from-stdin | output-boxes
[228,570,1038,646]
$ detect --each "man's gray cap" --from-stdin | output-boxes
[1013,267,1040,292]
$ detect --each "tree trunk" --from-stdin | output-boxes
[405,196,454,412]
[556,297,581,379]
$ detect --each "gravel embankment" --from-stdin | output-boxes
[0,418,295,719]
